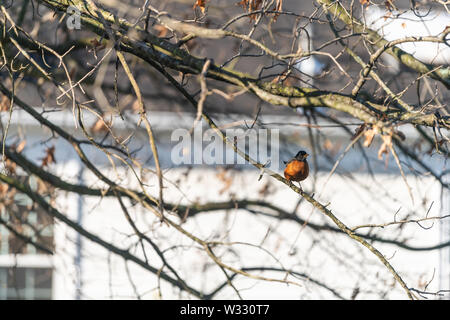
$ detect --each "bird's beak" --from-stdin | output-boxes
[305,153,309,158]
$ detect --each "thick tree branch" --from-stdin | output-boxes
[32,0,450,129]
[317,0,450,89]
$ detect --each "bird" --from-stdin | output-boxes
[283,150,309,190]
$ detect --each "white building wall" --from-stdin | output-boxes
[49,167,448,300]
[2,110,448,299]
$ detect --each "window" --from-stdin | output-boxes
[0,207,54,255]
[0,175,54,300]
[0,267,52,300]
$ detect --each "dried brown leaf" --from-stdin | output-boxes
[378,134,392,160]
[193,0,207,13]
[272,0,283,21]
[363,127,377,147]
[89,39,106,52]
[91,118,111,134]
[154,25,169,38]
[384,0,394,11]
[237,0,263,21]
[0,94,10,112]
[15,140,26,153]
[383,11,392,21]
[351,123,366,141]
[216,169,234,195]
[41,146,56,168]
[0,183,9,197]
[258,182,272,197]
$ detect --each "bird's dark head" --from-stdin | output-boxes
[295,150,309,161]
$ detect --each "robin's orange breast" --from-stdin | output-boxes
[284,160,309,182]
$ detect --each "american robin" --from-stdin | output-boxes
[283,150,309,189]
